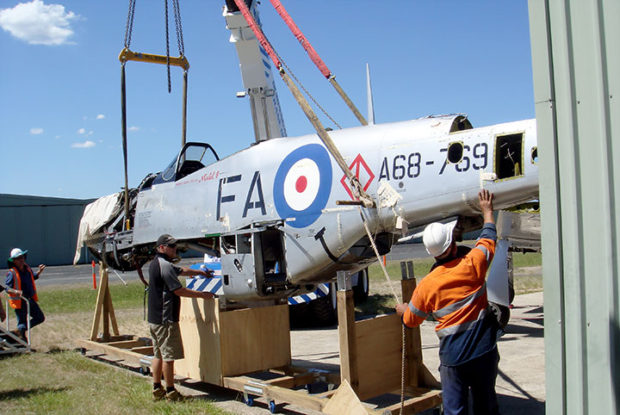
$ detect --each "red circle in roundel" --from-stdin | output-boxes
[283,158,321,211]
[296,176,308,193]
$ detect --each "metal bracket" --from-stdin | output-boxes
[336,271,352,291]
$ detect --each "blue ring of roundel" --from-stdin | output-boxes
[273,143,332,228]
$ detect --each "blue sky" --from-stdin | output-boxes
[0,1,534,200]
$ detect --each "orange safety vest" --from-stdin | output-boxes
[403,237,496,333]
[8,267,38,309]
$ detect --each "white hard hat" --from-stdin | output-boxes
[9,248,28,261]
[422,222,456,257]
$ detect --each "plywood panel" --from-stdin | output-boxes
[323,380,369,415]
[219,304,291,375]
[176,297,223,385]
[355,314,403,400]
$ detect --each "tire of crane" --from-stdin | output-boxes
[352,268,370,304]
[309,294,336,326]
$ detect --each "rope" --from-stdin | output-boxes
[357,207,407,414]
[358,208,400,303]
[230,0,375,204]
[400,325,406,414]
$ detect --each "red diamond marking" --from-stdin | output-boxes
[340,154,375,200]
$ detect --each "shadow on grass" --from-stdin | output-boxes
[0,386,69,401]
[356,293,395,317]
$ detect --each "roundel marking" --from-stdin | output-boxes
[283,158,320,211]
[274,144,332,228]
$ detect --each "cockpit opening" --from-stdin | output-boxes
[150,142,219,186]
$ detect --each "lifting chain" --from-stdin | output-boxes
[164,0,185,93]
[124,0,136,49]
[164,0,171,92]
[119,0,189,228]
[278,56,342,130]
[172,0,185,56]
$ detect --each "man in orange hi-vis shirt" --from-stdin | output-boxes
[396,189,501,415]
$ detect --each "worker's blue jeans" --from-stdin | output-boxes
[439,347,500,415]
[15,298,45,333]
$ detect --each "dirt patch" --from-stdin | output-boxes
[29,309,150,353]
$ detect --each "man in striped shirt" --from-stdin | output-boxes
[396,189,501,415]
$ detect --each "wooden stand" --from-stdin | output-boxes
[78,262,153,367]
[90,262,119,341]
[175,299,291,384]
[333,265,441,413]
[174,263,440,414]
[78,261,441,414]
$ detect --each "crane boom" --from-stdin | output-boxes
[223,1,287,142]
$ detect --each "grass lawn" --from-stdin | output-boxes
[0,351,229,414]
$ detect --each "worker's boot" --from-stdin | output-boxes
[152,386,166,401]
[165,389,185,402]
[9,329,22,342]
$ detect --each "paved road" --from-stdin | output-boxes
[0,257,204,288]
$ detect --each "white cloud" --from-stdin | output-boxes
[129,126,140,132]
[77,128,94,136]
[0,0,78,46]
[30,127,43,135]
[96,114,105,120]
[71,140,95,149]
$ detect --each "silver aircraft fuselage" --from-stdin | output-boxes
[130,114,538,300]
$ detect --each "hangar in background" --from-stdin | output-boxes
[0,194,94,267]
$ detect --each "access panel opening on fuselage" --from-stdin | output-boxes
[495,133,524,180]
[219,227,288,299]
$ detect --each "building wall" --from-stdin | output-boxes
[528,1,620,414]
[0,194,94,267]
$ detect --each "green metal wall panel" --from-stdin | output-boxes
[0,194,93,267]
[528,0,620,413]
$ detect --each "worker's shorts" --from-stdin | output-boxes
[149,322,184,361]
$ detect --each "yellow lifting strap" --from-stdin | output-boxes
[118,47,189,70]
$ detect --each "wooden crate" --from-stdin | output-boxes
[175,298,291,385]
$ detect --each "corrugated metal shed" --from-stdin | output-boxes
[528,1,620,413]
[0,194,94,267]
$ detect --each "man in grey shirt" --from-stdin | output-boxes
[148,234,215,401]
